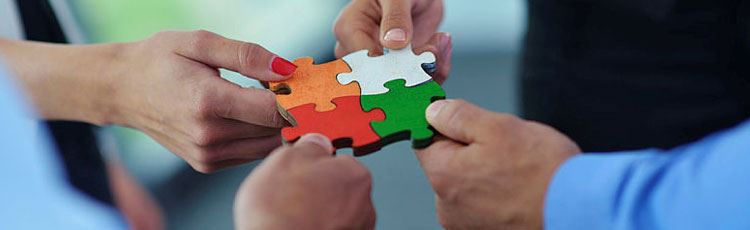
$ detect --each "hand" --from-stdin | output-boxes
[416,100,581,229]
[334,0,452,83]
[234,134,376,230]
[107,160,164,230]
[1,31,297,173]
[111,30,297,173]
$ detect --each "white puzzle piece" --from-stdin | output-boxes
[337,45,436,95]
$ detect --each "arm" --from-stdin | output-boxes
[0,30,298,173]
[416,99,750,229]
[0,39,122,125]
[546,120,750,229]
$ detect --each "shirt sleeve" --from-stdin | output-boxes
[0,64,126,229]
[545,120,750,230]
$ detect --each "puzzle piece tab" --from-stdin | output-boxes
[337,45,436,95]
[282,96,386,155]
[270,57,359,112]
[361,79,446,148]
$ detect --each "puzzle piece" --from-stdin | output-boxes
[361,79,446,148]
[282,96,386,155]
[269,57,359,112]
[337,45,436,95]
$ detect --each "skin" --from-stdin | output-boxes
[107,160,164,230]
[0,30,292,173]
[234,134,376,230]
[334,0,452,84]
[416,99,581,229]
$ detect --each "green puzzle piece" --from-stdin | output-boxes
[361,79,446,148]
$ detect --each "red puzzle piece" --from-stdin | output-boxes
[282,96,386,155]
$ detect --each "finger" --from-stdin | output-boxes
[410,0,444,46]
[192,118,280,146]
[379,0,414,49]
[209,119,281,141]
[209,135,283,162]
[334,32,383,58]
[425,99,498,144]
[413,32,452,84]
[414,137,462,171]
[333,2,383,57]
[214,83,287,128]
[288,134,335,159]
[175,30,296,81]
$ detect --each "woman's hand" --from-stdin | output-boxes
[0,30,298,173]
[111,31,299,172]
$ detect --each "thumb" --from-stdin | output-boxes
[379,0,414,49]
[425,99,495,144]
[175,30,296,81]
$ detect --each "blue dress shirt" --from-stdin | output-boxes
[0,64,125,229]
[546,119,750,229]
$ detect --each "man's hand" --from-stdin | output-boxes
[334,0,451,83]
[416,100,581,229]
[234,134,376,230]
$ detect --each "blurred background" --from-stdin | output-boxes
[69,0,527,229]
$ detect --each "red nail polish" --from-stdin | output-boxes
[272,57,297,76]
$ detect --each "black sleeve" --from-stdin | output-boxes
[15,0,114,206]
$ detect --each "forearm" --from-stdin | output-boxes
[0,38,125,125]
[545,120,750,229]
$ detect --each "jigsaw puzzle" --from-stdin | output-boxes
[269,57,359,112]
[337,45,436,95]
[270,46,445,155]
[361,79,445,149]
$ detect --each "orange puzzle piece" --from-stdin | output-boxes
[282,96,386,155]
[269,57,360,112]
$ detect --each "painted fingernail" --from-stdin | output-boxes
[298,133,333,152]
[271,57,297,76]
[426,100,448,121]
[384,28,407,42]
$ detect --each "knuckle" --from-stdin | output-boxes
[489,113,523,133]
[190,30,217,45]
[192,163,218,174]
[443,100,472,128]
[192,147,223,165]
[256,90,285,127]
[429,171,461,201]
[337,155,371,181]
[194,88,220,120]
[383,9,410,26]
[237,42,265,74]
[182,30,217,57]
[193,126,222,147]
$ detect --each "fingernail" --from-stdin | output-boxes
[440,33,452,48]
[271,57,297,76]
[298,133,333,152]
[426,100,448,122]
[384,28,407,42]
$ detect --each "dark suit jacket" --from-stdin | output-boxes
[522,0,750,151]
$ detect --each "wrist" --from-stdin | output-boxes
[91,42,128,126]
[0,40,124,125]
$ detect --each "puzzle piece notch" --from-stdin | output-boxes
[270,57,360,112]
[337,45,436,95]
[361,79,446,148]
[282,96,386,155]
